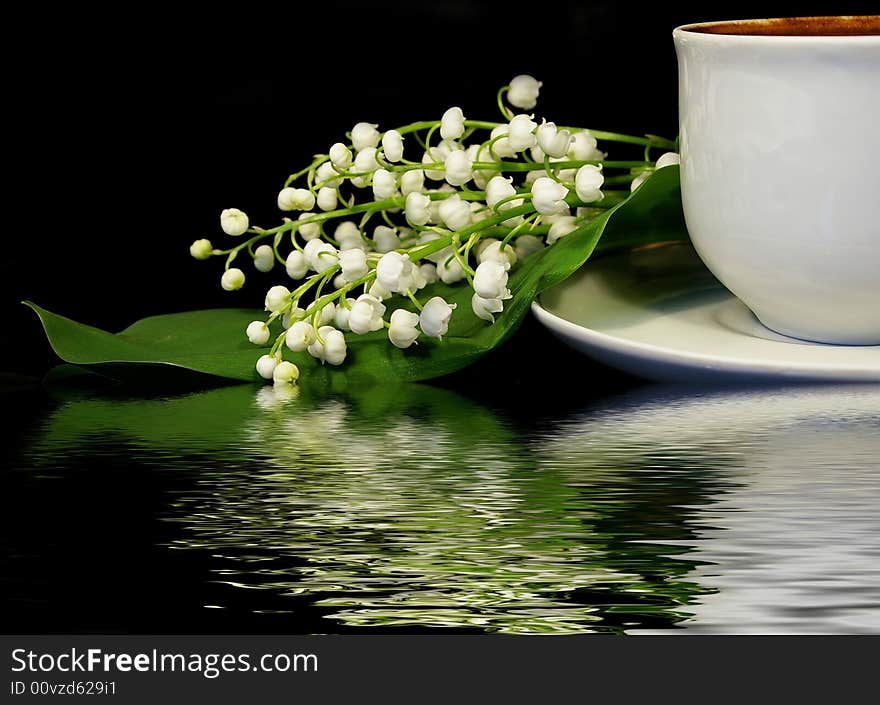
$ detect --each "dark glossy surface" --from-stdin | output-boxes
[2,364,878,634]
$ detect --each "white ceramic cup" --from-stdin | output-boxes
[673,16,880,345]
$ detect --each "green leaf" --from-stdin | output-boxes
[27,167,686,388]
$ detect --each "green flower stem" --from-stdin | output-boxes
[495,87,514,121]
[405,289,423,311]
[501,213,539,248]
[450,235,476,280]
[284,155,328,187]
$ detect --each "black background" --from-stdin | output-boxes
[3,1,876,379]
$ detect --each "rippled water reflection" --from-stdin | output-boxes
[7,378,880,633]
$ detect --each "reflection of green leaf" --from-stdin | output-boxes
[28,378,718,634]
[27,167,686,386]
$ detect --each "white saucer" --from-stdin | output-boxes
[531,243,880,383]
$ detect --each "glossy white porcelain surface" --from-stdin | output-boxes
[531,244,880,383]
[673,21,880,344]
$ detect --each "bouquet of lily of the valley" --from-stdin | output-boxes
[28,76,687,389]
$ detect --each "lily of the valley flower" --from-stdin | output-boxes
[473,260,511,300]
[308,326,347,365]
[507,114,538,152]
[531,177,570,215]
[285,320,316,352]
[246,320,270,345]
[297,213,321,241]
[338,248,369,282]
[400,169,425,195]
[303,239,339,273]
[351,122,380,152]
[285,250,307,280]
[419,296,456,338]
[382,129,404,162]
[329,142,353,170]
[253,245,275,273]
[221,267,245,291]
[656,152,681,169]
[264,285,291,312]
[438,194,471,231]
[372,168,398,200]
[376,251,415,293]
[405,192,432,226]
[471,293,505,323]
[575,164,604,203]
[256,353,280,380]
[388,309,421,348]
[536,120,572,159]
[348,294,386,334]
[220,208,249,236]
[547,216,578,244]
[373,225,400,253]
[272,360,300,386]
[316,186,338,211]
[277,187,316,212]
[507,74,542,110]
[440,106,466,141]
[444,150,473,187]
[189,239,213,260]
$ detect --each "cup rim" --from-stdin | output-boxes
[674,15,880,40]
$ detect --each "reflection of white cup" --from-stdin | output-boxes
[673,16,880,345]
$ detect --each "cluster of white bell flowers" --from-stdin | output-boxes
[190,76,678,386]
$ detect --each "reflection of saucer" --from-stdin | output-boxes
[531,244,880,383]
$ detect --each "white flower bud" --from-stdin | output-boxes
[351,122,380,152]
[419,263,439,286]
[277,187,315,212]
[478,240,517,267]
[630,171,652,192]
[246,320,270,345]
[437,254,466,284]
[316,186,338,212]
[285,250,308,280]
[349,294,386,335]
[220,208,249,236]
[256,353,279,380]
[264,284,291,313]
[656,151,681,169]
[253,244,275,273]
[372,168,398,200]
[547,216,579,244]
[376,251,415,293]
[273,360,300,386]
[419,296,456,339]
[316,161,342,189]
[329,142,353,171]
[369,279,393,301]
[471,293,505,323]
[334,221,364,251]
[525,168,547,186]
[318,301,336,326]
[307,325,347,365]
[285,320,316,352]
[531,177,570,216]
[444,150,473,187]
[400,169,425,195]
[440,106,466,141]
[351,147,379,187]
[333,274,347,290]
[536,120,572,159]
[486,175,516,208]
[473,260,511,300]
[297,213,321,241]
[373,225,400,253]
[438,194,471,232]
[568,131,605,162]
[405,192,432,226]
[489,125,515,159]
[507,74,542,110]
[515,234,545,259]
[388,309,421,349]
[303,239,339,274]
[189,238,213,260]
[382,129,404,162]
[508,114,538,152]
[575,164,604,203]
[334,298,356,331]
[221,267,245,291]
[339,248,369,282]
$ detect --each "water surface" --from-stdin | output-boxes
[2,378,878,634]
